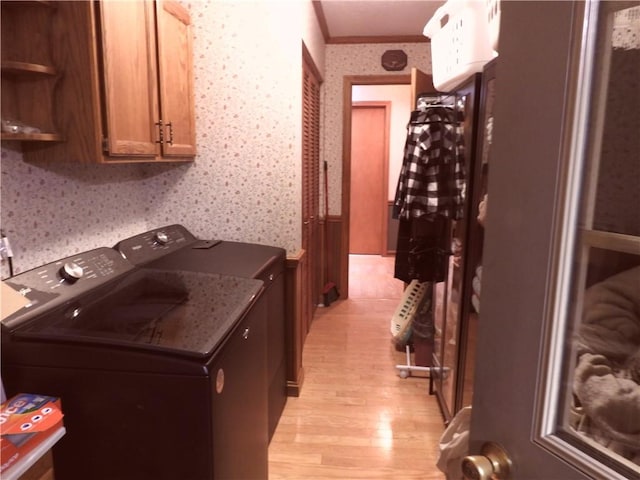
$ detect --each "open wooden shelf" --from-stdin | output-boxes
[1,0,57,8]
[0,132,62,142]
[1,61,57,76]
[1,0,61,146]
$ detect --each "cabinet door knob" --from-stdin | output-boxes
[242,327,250,339]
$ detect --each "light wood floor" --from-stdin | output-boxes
[268,255,446,479]
[347,254,405,300]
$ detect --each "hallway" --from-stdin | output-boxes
[268,255,446,479]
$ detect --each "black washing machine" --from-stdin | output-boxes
[1,247,269,479]
[115,224,287,441]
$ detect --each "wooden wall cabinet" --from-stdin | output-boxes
[18,0,195,164]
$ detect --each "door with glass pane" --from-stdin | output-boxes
[467,1,640,479]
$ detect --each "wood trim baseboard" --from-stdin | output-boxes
[285,250,307,396]
[287,374,305,397]
[324,216,343,298]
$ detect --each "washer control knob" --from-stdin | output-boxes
[154,232,169,245]
[60,262,84,283]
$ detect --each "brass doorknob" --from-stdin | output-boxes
[462,442,512,480]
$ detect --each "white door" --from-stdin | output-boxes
[468,1,640,479]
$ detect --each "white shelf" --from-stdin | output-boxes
[2,426,66,480]
[581,229,640,255]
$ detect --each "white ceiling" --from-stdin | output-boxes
[318,0,445,41]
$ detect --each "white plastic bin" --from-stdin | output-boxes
[390,280,428,344]
[424,0,496,92]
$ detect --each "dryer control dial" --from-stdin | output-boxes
[154,231,169,245]
[60,262,84,283]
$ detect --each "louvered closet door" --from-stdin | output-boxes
[302,50,321,320]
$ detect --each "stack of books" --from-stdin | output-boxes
[0,393,65,479]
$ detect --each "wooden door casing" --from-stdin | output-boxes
[339,72,434,298]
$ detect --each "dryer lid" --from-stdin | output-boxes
[11,269,263,358]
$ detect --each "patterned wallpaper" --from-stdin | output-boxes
[592,47,640,236]
[322,43,432,214]
[0,1,432,277]
[0,148,150,274]
[1,1,308,277]
[140,0,304,249]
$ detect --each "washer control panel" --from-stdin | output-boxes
[1,247,134,329]
[115,224,198,266]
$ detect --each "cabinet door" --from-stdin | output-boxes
[155,0,196,157]
[410,67,434,105]
[469,2,640,478]
[211,299,268,479]
[100,0,159,158]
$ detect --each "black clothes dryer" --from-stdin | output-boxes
[115,224,287,441]
[1,247,268,480]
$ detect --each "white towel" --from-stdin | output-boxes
[472,275,481,296]
[573,266,640,461]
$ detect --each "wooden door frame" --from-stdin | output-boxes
[350,101,391,256]
[340,75,410,299]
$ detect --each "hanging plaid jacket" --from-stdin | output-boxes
[392,106,465,220]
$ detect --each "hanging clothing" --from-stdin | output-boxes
[393,104,465,283]
[393,106,465,221]
[394,215,450,283]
